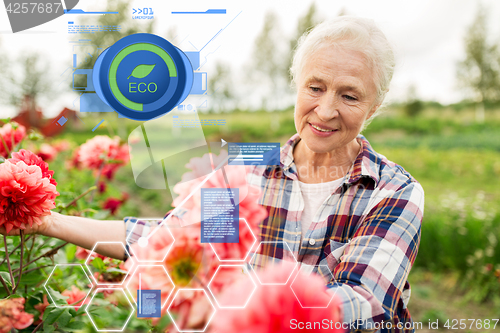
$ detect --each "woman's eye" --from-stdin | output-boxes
[343,95,357,101]
[309,86,321,92]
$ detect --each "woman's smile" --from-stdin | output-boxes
[308,122,338,137]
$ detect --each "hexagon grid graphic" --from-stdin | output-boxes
[167,288,216,332]
[207,265,256,309]
[290,264,338,308]
[125,264,175,309]
[248,240,299,285]
[86,287,135,332]
[84,242,133,286]
[43,264,93,308]
[125,221,175,263]
[209,218,257,262]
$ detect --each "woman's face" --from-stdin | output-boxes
[294,44,380,154]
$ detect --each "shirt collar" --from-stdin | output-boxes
[280,133,381,186]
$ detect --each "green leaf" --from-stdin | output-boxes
[75,304,87,316]
[68,307,77,316]
[21,270,47,285]
[62,320,86,330]
[42,306,57,321]
[43,324,56,333]
[91,257,105,271]
[154,313,173,331]
[46,286,69,305]
[127,64,155,79]
[44,308,72,330]
[0,271,12,287]
[66,244,77,262]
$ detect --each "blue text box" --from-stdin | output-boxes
[228,142,280,166]
[137,289,161,318]
[201,188,239,243]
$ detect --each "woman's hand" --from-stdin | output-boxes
[0,212,54,237]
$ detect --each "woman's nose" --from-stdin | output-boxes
[315,94,340,120]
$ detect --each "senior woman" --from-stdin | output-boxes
[245,16,424,332]
[251,14,425,331]
[1,16,423,333]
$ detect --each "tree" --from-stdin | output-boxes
[286,3,320,82]
[248,11,287,110]
[457,4,500,122]
[404,84,423,118]
[208,62,234,113]
[0,53,54,108]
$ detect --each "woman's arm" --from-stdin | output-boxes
[0,211,127,260]
[326,180,424,329]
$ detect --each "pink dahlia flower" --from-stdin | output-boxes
[0,122,26,158]
[172,151,267,229]
[211,262,343,333]
[0,297,34,333]
[78,135,130,179]
[36,143,58,162]
[62,285,90,310]
[10,149,57,186]
[124,265,175,311]
[102,193,129,216]
[52,139,71,152]
[0,159,59,233]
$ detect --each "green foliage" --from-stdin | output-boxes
[457,3,500,103]
[404,100,424,118]
[208,61,235,112]
[286,2,320,81]
[420,309,449,327]
[0,52,55,107]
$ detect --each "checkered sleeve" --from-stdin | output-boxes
[326,180,424,330]
[123,216,163,260]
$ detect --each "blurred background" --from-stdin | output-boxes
[0,0,499,331]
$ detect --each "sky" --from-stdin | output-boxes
[1,0,500,117]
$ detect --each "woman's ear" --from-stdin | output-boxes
[367,103,380,120]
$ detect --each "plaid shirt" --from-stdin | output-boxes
[125,133,424,333]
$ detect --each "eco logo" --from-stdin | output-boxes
[93,33,193,121]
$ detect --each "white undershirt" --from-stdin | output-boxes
[298,178,344,240]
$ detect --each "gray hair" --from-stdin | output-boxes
[290,16,395,122]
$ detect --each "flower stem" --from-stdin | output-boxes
[12,230,24,294]
[89,164,105,202]
[3,234,14,287]
[25,234,36,265]
[32,320,43,333]
[13,265,51,277]
[59,186,97,213]
[0,235,32,266]
[11,125,15,154]
[21,242,68,268]
[0,134,10,157]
